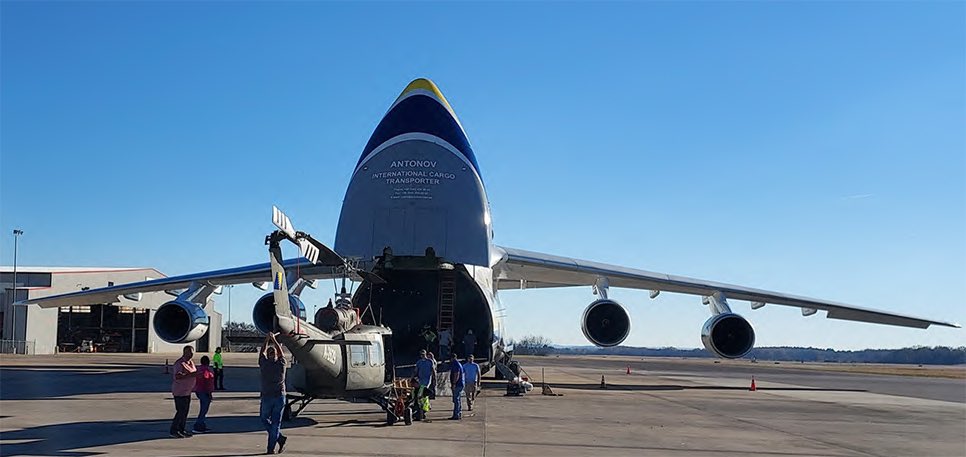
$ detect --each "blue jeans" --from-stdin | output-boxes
[193,392,212,430]
[260,395,285,451]
[452,383,464,418]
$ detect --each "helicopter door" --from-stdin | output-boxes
[345,336,385,391]
[382,334,394,383]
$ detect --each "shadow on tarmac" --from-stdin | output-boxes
[0,365,262,400]
[0,416,317,457]
[481,380,866,393]
[318,418,391,428]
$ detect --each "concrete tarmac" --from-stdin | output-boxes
[1,353,963,457]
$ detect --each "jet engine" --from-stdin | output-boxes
[253,293,307,334]
[580,299,631,347]
[701,313,755,359]
[153,299,210,343]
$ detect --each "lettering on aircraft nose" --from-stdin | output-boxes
[390,160,436,168]
[369,158,458,199]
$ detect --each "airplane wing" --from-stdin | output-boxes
[493,246,960,329]
[19,259,348,308]
[20,207,383,310]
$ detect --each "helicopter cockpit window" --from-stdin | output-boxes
[368,340,384,366]
[350,344,368,367]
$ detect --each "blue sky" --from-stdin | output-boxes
[1,2,963,350]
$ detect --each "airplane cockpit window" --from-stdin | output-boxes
[349,344,368,367]
[368,340,384,366]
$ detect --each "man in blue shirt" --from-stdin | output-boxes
[449,353,465,420]
[414,349,434,420]
[462,354,481,411]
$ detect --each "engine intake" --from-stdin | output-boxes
[701,313,755,359]
[253,293,306,334]
[581,299,631,347]
[153,299,209,343]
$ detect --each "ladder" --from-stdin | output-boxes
[437,268,456,331]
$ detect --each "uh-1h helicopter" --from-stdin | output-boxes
[263,206,416,425]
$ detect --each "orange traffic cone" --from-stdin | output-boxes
[600,375,606,389]
[626,365,631,375]
[163,359,170,374]
[749,377,757,391]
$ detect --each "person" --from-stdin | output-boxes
[212,347,225,390]
[463,329,477,358]
[170,345,197,438]
[259,333,288,455]
[462,354,481,411]
[192,355,215,433]
[421,325,437,351]
[438,328,452,359]
[413,349,434,420]
[427,352,439,400]
[449,353,465,420]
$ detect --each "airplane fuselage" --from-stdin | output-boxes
[334,80,506,372]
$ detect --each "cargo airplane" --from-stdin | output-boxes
[23,78,959,408]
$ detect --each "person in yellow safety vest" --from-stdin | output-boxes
[414,349,434,421]
[212,347,225,390]
[421,325,437,351]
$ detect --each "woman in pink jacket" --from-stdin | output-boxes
[193,355,216,433]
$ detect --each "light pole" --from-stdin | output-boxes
[11,229,23,342]
[225,284,233,351]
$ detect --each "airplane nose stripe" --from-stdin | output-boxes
[356,94,481,175]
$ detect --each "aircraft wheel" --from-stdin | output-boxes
[386,410,397,425]
[404,407,413,425]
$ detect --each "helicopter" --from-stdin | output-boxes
[262,206,415,425]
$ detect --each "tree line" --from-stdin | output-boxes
[510,335,965,365]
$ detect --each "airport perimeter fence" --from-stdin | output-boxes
[228,343,260,353]
[0,340,36,355]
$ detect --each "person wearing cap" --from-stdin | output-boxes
[414,349,434,420]
[448,353,465,420]
[462,354,481,411]
[259,333,288,454]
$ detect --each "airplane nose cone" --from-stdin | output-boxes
[356,78,479,174]
[395,77,456,115]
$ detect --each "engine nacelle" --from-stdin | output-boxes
[580,299,631,347]
[153,299,210,343]
[253,293,307,334]
[701,313,755,359]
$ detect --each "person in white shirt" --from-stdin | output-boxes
[438,328,452,359]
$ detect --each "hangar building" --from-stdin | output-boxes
[1,266,222,355]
